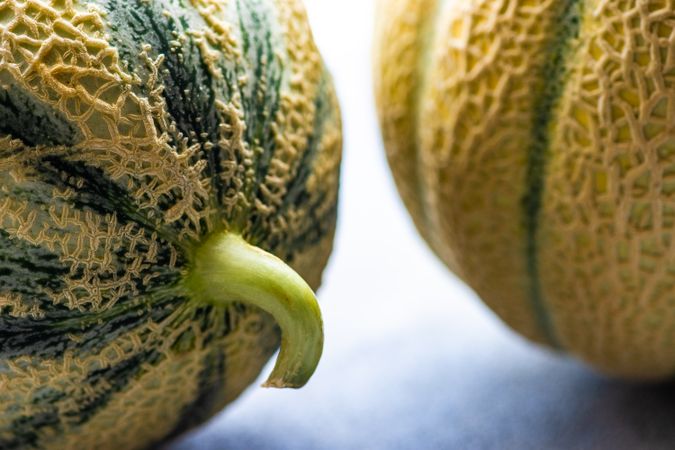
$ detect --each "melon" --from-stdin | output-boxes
[374,0,675,379]
[0,0,341,448]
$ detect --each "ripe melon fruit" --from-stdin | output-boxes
[374,0,675,379]
[0,0,341,448]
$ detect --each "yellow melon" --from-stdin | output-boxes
[374,0,675,379]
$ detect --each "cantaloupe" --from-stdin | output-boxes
[0,0,341,448]
[374,0,675,379]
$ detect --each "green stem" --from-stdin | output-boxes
[185,232,323,388]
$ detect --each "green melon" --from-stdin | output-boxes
[374,0,675,379]
[0,0,342,448]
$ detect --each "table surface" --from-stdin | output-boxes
[168,2,675,449]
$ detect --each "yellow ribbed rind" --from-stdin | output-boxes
[375,0,576,345]
[373,0,444,262]
[539,0,675,378]
[376,0,675,378]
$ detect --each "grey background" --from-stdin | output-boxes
[167,1,675,449]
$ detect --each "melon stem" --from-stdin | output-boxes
[185,232,323,389]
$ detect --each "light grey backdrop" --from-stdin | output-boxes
[168,1,675,449]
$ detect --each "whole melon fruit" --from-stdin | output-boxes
[374,0,675,379]
[0,0,341,448]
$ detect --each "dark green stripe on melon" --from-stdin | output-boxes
[521,0,582,347]
[33,155,168,237]
[0,405,62,450]
[0,229,70,315]
[257,73,340,259]
[0,293,183,359]
[164,347,226,442]
[278,75,337,216]
[69,348,163,425]
[234,0,284,204]
[0,80,82,146]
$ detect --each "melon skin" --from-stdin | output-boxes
[0,0,342,448]
[374,0,675,379]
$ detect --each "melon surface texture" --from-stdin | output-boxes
[374,0,675,379]
[0,0,341,448]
